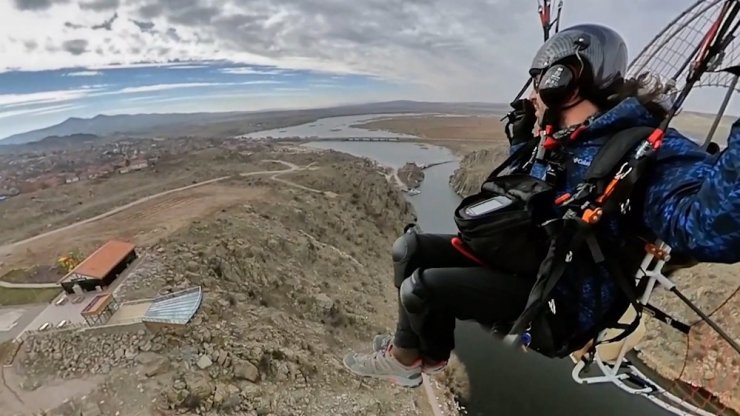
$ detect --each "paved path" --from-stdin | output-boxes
[0,281,58,289]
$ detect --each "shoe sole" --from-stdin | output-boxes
[422,366,447,375]
[343,359,423,388]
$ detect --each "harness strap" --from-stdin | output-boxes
[584,126,656,182]
[450,236,486,266]
[596,251,644,345]
[507,126,661,354]
[643,303,692,334]
[508,218,588,341]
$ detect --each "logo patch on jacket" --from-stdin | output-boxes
[572,157,592,167]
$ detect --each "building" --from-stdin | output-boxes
[59,240,137,294]
[81,293,120,326]
[142,287,203,332]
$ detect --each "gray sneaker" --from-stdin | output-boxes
[343,347,423,388]
[372,334,448,375]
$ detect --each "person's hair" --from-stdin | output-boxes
[550,56,672,119]
[595,72,672,119]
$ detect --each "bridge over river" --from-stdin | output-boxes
[310,136,407,142]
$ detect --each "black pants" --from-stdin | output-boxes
[393,232,534,362]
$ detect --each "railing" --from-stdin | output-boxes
[15,321,89,342]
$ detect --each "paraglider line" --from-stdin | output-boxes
[671,287,740,355]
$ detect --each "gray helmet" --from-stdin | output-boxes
[529,23,628,93]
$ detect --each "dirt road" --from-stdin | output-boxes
[0,365,104,415]
[0,160,303,277]
[0,160,298,254]
[0,281,58,289]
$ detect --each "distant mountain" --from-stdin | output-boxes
[0,112,246,145]
[0,100,509,145]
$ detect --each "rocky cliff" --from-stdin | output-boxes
[9,148,449,416]
[397,162,425,189]
[448,145,509,197]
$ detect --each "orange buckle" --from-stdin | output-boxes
[644,243,669,261]
[582,207,602,224]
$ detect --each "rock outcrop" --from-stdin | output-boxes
[448,146,509,197]
[397,162,425,189]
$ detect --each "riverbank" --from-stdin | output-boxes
[349,114,507,156]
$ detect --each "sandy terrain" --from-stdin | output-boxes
[0,367,105,416]
[0,183,271,276]
[0,147,268,245]
[352,109,736,156]
[352,115,508,155]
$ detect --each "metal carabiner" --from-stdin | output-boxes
[615,162,633,180]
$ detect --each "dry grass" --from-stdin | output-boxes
[0,183,271,277]
[0,266,63,284]
[0,287,60,306]
[0,148,264,244]
[352,110,735,156]
[0,340,20,365]
[352,115,508,155]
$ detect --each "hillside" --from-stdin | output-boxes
[1,145,461,415]
[0,101,508,145]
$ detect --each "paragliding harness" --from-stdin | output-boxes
[454,121,660,358]
[456,0,740,360]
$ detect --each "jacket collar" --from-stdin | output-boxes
[576,97,663,142]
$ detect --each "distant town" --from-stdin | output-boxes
[0,136,264,200]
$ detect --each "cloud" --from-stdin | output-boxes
[219,67,284,75]
[0,80,285,112]
[64,70,102,76]
[131,19,154,31]
[0,88,97,107]
[115,82,226,94]
[0,103,83,119]
[13,0,68,11]
[0,0,703,101]
[62,39,88,55]
[112,80,283,94]
[91,12,118,30]
[79,0,119,11]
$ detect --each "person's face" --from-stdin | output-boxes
[528,89,546,124]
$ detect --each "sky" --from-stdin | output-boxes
[0,0,737,139]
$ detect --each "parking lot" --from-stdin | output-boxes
[0,256,147,341]
[0,304,47,343]
[21,291,102,336]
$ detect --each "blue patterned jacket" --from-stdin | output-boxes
[509,96,740,339]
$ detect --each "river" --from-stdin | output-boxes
[254,115,674,416]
